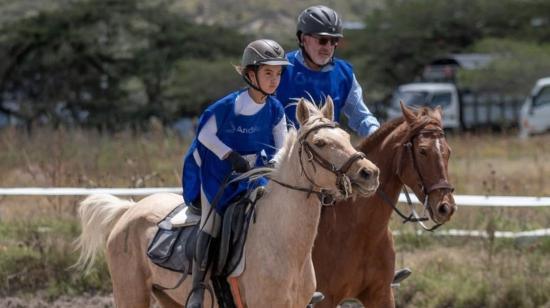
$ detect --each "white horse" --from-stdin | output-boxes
[75,97,380,308]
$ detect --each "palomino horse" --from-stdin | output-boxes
[312,102,456,308]
[75,98,380,308]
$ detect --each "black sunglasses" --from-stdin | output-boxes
[310,35,340,46]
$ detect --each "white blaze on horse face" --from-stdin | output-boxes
[435,138,441,153]
[434,138,447,172]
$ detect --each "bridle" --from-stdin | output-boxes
[270,120,367,206]
[377,118,454,231]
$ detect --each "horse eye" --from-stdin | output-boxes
[419,148,428,156]
[314,139,326,147]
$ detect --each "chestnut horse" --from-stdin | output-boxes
[313,103,456,307]
[75,98,380,308]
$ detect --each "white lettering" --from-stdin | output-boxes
[236,126,259,134]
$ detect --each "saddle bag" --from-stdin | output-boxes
[147,204,197,273]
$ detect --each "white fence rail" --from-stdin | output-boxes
[0,187,180,196]
[1,187,550,207]
[1,187,549,238]
[393,228,550,239]
[398,194,550,207]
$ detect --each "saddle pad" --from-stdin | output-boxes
[170,205,201,227]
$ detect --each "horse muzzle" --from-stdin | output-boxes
[350,165,380,197]
[428,191,456,224]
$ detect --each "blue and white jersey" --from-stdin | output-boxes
[276,50,380,136]
[182,89,284,213]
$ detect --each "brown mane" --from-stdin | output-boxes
[359,106,441,153]
[359,117,404,153]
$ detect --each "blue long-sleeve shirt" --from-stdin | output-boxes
[276,50,380,137]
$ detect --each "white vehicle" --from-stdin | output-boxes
[519,77,550,137]
[387,83,461,130]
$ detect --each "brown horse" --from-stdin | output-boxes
[74,98,380,308]
[312,102,456,307]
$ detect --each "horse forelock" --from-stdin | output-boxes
[403,108,443,142]
[418,107,443,126]
[302,98,323,114]
[299,116,332,136]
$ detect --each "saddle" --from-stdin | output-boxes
[146,187,265,306]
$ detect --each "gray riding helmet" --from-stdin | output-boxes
[296,5,344,38]
[241,39,291,67]
[241,39,290,95]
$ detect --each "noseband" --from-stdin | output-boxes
[270,121,367,206]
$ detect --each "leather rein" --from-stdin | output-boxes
[377,122,454,231]
[270,121,367,206]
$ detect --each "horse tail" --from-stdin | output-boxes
[73,194,135,272]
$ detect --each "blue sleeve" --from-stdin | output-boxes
[341,74,380,137]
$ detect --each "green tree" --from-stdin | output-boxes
[352,0,484,99]
[348,0,550,100]
[0,0,245,130]
[458,38,550,95]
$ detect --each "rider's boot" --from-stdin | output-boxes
[307,291,325,307]
[187,231,214,308]
[188,199,202,216]
[392,267,412,284]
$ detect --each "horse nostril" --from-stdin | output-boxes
[438,203,450,216]
[359,169,371,180]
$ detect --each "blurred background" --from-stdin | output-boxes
[0,0,549,307]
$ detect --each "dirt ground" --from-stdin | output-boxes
[0,295,114,308]
[0,295,365,307]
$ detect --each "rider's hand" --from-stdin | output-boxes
[226,151,250,173]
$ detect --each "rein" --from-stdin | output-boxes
[378,122,454,231]
[270,121,367,206]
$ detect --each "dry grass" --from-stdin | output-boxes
[447,132,549,196]
[0,126,188,220]
[0,127,549,306]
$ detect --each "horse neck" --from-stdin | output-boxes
[255,146,322,258]
[362,124,408,217]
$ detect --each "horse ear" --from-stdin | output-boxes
[400,100,417,123]
[296,98,311,126]
[321,96,334,121]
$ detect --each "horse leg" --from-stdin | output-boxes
[301,257,319,307]
[152,288,183,308]
[106,236,153,308]
[356,281,395,308]
[108,262,152,308]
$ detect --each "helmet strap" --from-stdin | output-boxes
[242,66,272,98]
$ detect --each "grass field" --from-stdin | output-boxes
[0,127,549,307]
